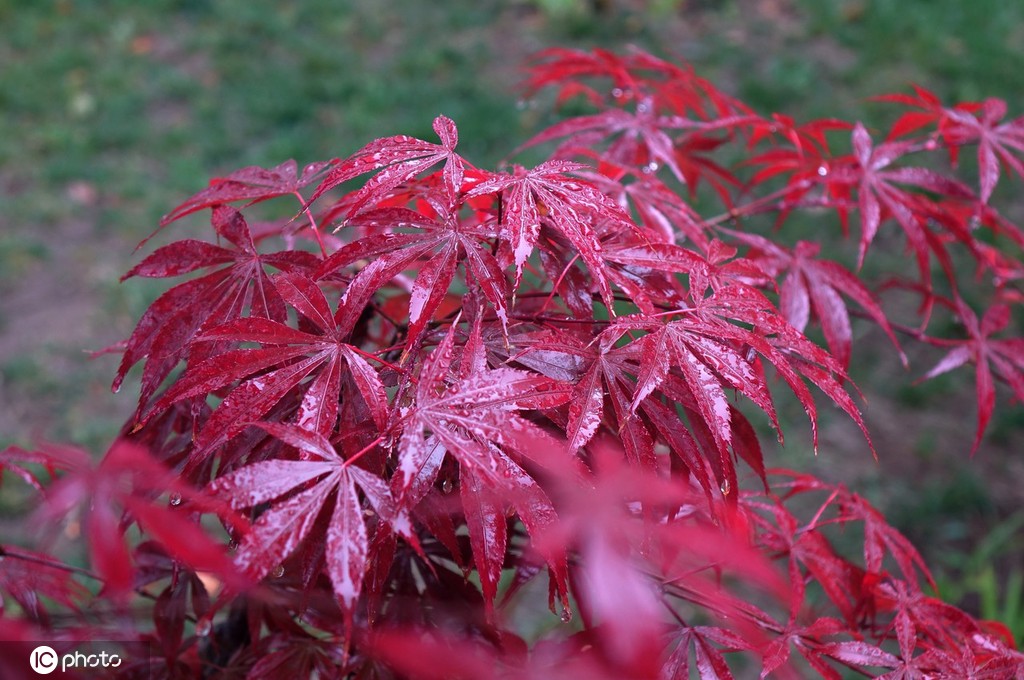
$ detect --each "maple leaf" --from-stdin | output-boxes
[874,84,947,140]
[613,314,781,464]
[653,283,871,456]
[757,617,852,679]
[521,47,652,108]
[464,159,638,303]
[315,197,509,355]
[747,112,852,153]
[127,541,217,662]
[521,47,746,120]
[0,546,88,624]
[673,129,746,205]
[206,422,412,619]
[0,443,81,492]
[519,99,696,182]
[20,440,241,597]
[919,297,1024,454]
[836,123,975,271]
[941,97,1024,203]
[743,114,854,228]
[573,158,711,247]
[146,272,388,459]
[550,213,696,314]
[728,231,904,368]
[512,326,659,468]
[519,95,750,203]
[245,634,347,678]
[160,159,334,227]
[117,206,318,412]
[308,115,465,215]
[395,320,571,615]
[664,625,751,680]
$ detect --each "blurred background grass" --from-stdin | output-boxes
[2,0,1023,639]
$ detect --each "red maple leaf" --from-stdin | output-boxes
[395,320,572,615]
[145,272,389,461]
[919,297,1024,454]
[728,231,904,368]
[308,115,465,215]
[941,98,1024,203]
[161,159,334,227]
[834,123,975,272]
[18,440,241,597]
[316,195,509,356]
[465,159,637,303]
[206,421,413,621]
[117,206,318,412]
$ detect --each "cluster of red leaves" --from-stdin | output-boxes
[3,47,1024,678]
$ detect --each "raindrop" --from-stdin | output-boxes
[817,164,829,177]
[272,564,285,578]
[642,161,659,174]
[637,101,650,114]
[169,493,182,507]
[720,478,731,496]
[559,606,573,623]
[924,139,938,151]
[441,478,453,494]
[195,618,212,637]
[611,87,624,99]
[228,539,238,552]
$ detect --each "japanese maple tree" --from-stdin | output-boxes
[3,47,1024,678]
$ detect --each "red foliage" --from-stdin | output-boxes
[3,47,1024,677]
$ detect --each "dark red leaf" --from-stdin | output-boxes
[161,159,334,226]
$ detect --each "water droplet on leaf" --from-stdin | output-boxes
[272,565,285,578]
[817,164,829,177]
[441,478,453,494]
[720,479,731,496]
[611,87,624,99]
[169,493,182,507]
[195,618,212,637]
[560,606,573,623]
